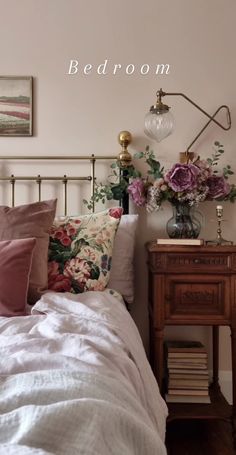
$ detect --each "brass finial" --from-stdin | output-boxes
[117,131,132,168]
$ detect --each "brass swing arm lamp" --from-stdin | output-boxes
[144,88,232,162]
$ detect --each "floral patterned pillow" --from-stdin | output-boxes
[48,207,123,293]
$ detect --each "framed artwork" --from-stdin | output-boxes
[0,76,33,136]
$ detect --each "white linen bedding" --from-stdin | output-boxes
[0,290,168,455]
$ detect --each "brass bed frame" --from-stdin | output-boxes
[0,131,132,214]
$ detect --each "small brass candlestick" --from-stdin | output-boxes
[206,205,233,246]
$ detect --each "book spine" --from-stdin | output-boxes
[168,353,207,358]
[165,394,211,404]
[168,369,209,374]
[168,380,209,388]
[168,389,209,396]
[167,363,208,369]
[168,358,207,363]
[169,374,209,380]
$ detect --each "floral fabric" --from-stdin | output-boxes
[48,207,123,293]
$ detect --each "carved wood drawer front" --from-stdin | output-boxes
[164,274,230,323]
[166,253,230,272]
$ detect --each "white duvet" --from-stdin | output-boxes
[0,290,167,455]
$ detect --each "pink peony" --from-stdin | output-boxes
[165,163,199,192]
[127,178,146,207]
[64,257,91,281]
[206,175,230,199]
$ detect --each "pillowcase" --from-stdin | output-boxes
[48,207,123,293]
[108,214,138,304]
[0,200,57,304]
[0,238,36,316]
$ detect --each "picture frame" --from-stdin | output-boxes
[0,76,33,136]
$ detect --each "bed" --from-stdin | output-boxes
[0,148,168,455]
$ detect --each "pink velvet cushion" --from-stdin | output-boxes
[0,238,36,316]
[0,200,57,303]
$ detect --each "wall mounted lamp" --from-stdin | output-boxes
[144,88,232,162]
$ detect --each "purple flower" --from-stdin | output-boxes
[127,178,146,206]
[206,175,230,199]
[165,163,200,192]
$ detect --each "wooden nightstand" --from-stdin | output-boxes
[146,242,236,444]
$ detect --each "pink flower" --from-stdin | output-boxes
[108,207,123,219]
[61,235,72,246]
[64,258,91,281]
[127,178,146,207]
[206,175,230,199]
[165,163,200,192]
[66,225,77,236]
[54,229,66,240]
[48,274,72,292]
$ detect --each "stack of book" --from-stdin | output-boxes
[165,340,210,403]
[156,238,204,246]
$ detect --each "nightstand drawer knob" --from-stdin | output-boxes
[193,258,201,264]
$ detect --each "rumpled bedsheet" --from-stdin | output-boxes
[0,290,167,454]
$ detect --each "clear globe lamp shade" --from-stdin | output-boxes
[144,110,175,142]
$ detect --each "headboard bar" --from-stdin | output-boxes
[1,174,93,212]
[0,155,117,160]
[0,132,133,214]
[37,175,41,202]
[0,176,92,180]
[90,156,96,213]
[0,155,129,214]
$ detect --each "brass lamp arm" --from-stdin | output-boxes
[158,89,231,156]
[186,104,231,153]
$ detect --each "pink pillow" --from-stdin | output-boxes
[0,200,57,303]
[0,238,36,316]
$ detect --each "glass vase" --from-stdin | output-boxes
[166,201,201,239]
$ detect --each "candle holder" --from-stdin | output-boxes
[206,205,233,246]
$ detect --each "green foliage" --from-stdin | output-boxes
[84,161,138,209]
[71,238,89,257]
[228,184,236,202]
[84,145,166,209]
[83,142,236,209]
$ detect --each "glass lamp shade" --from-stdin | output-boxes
[144,109,174,142]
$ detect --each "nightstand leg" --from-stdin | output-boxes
[154,329,164,393]
[212,326,219,388]
[230,326,236,447]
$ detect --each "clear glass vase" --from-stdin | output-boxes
[166,201,201,239]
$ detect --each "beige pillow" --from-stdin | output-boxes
[108,214,138,304]
[0,199,57,303]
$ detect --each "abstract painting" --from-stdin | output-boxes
[0,76,32,136]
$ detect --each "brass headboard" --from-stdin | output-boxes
[0,131,132,215]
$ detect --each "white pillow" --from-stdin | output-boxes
[108,214,138,304]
